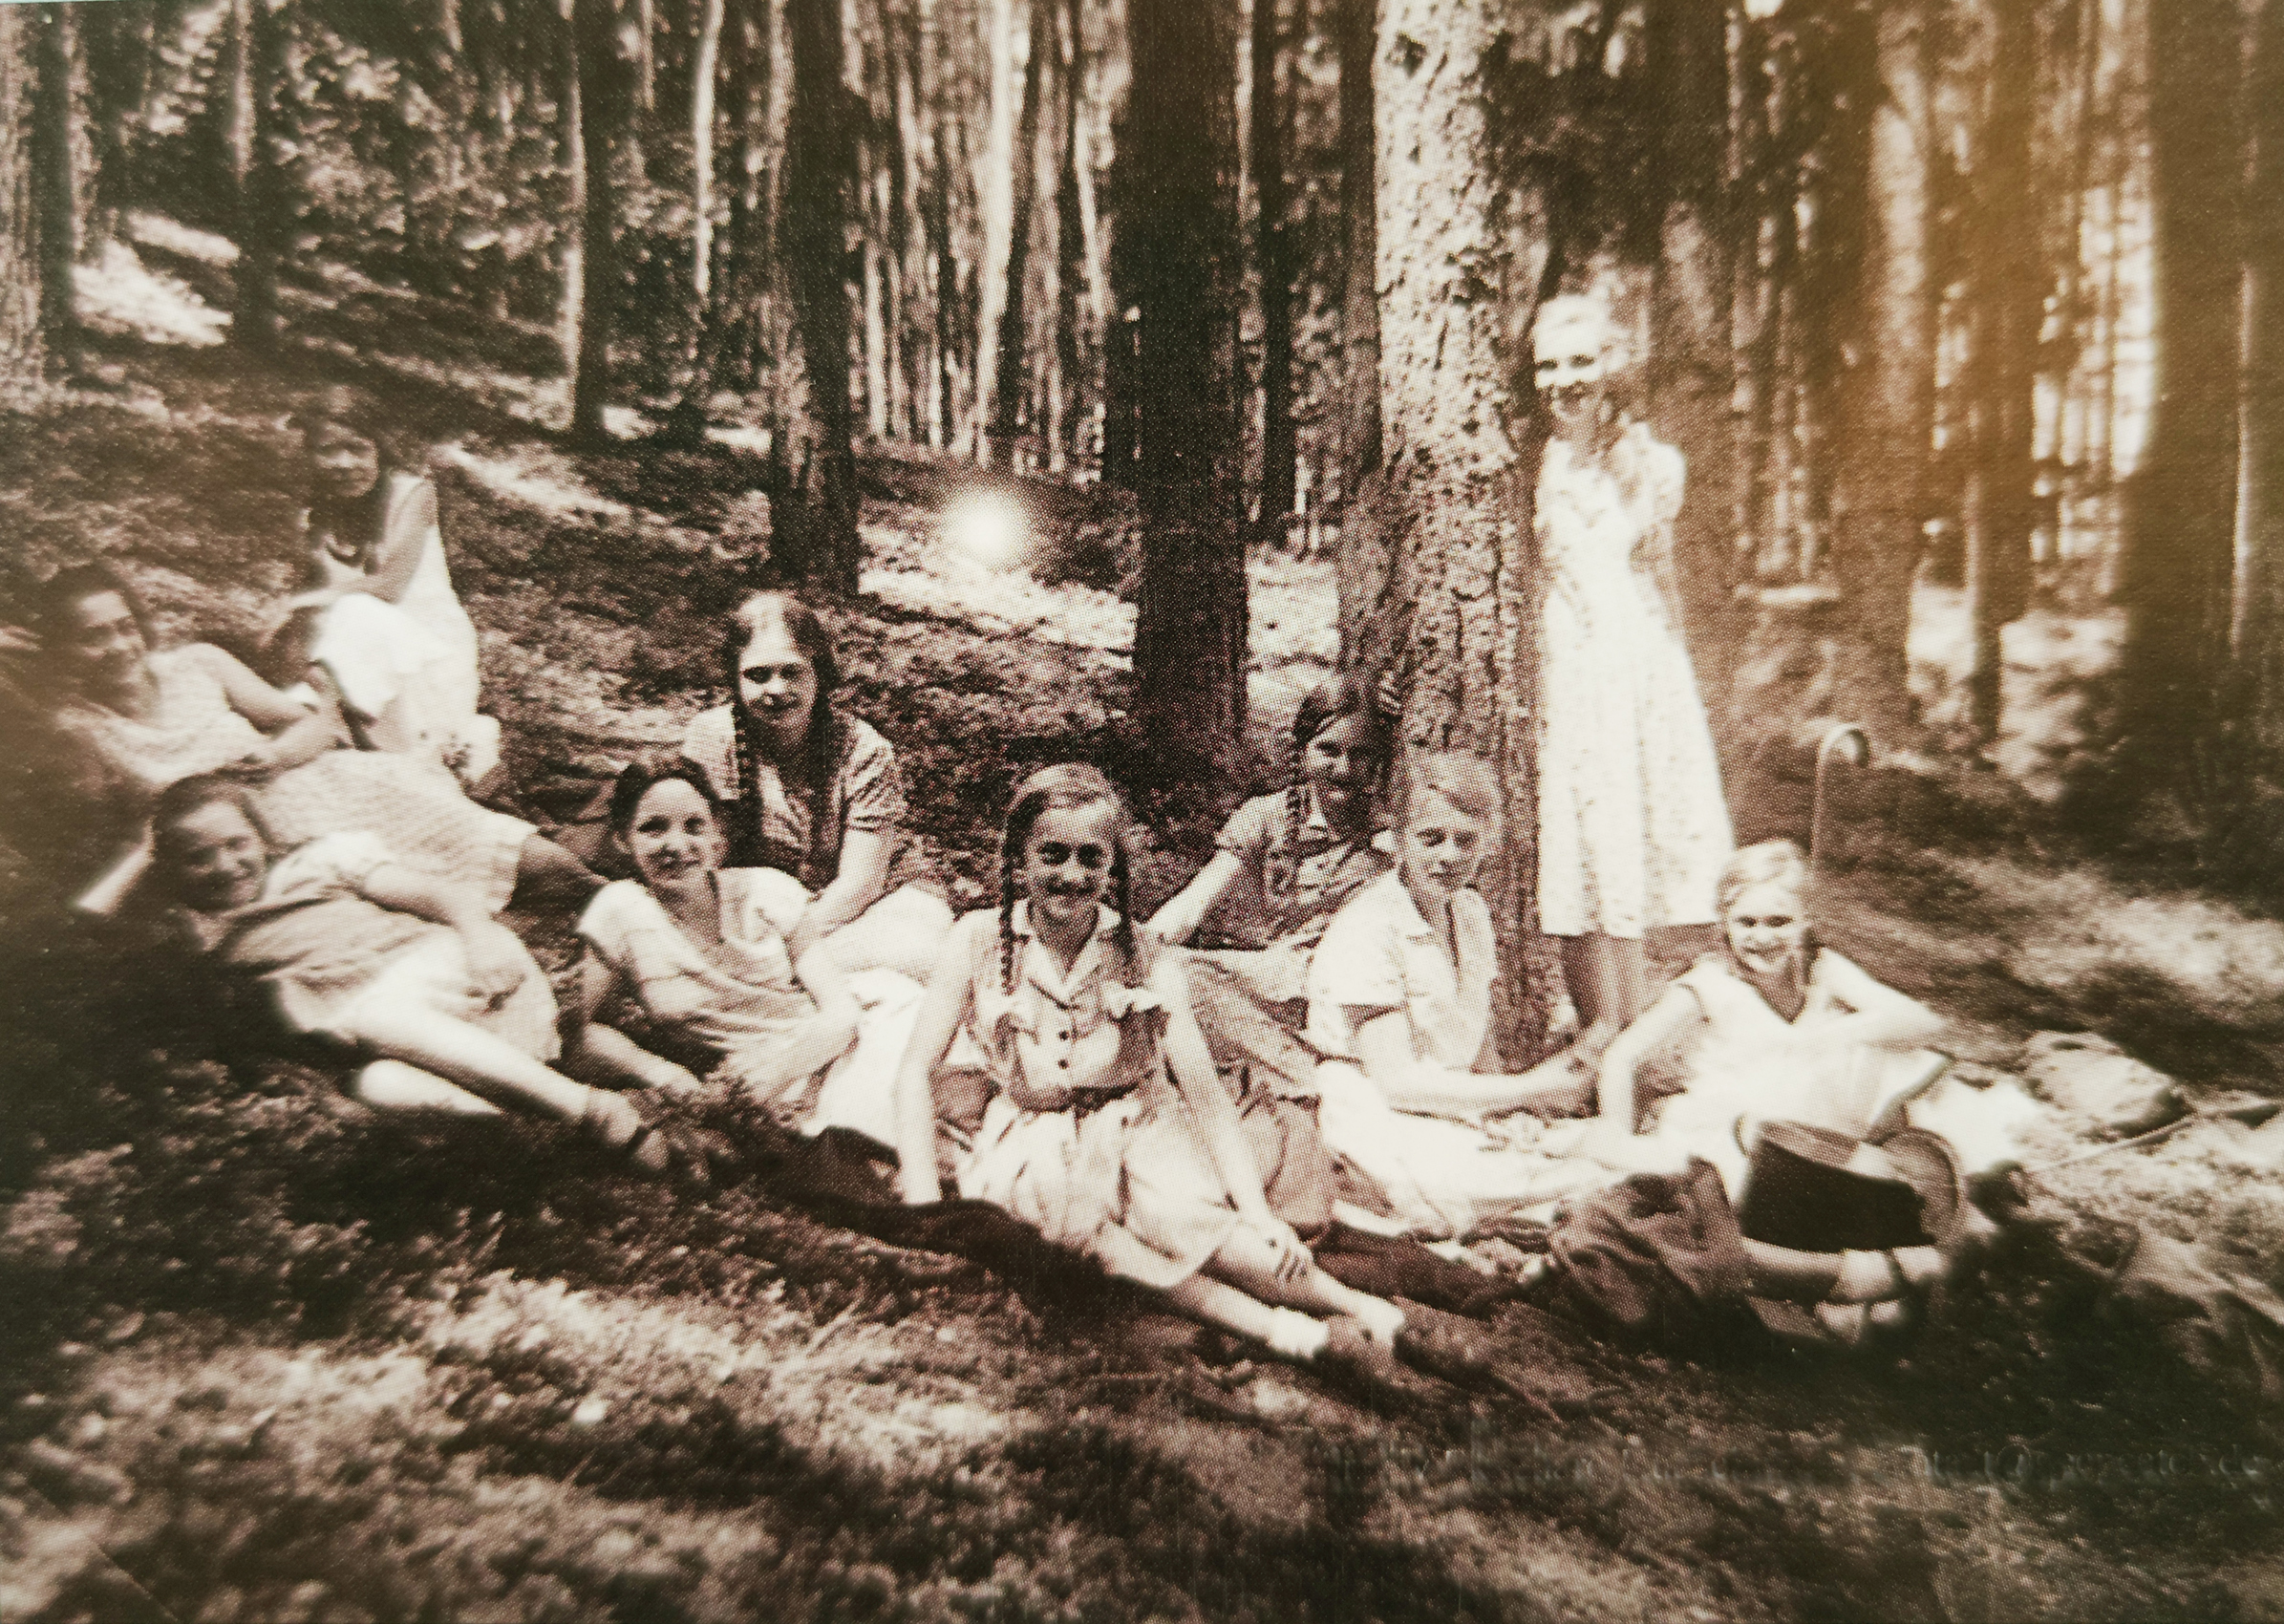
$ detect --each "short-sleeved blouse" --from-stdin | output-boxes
[950,903,1168,1110]
[200,832,438,1029]
[1304,869,1497,1070]
[1202,787,1392,951]
[576,869,818,1056]
[680,705,917,893]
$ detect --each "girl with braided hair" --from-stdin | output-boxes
[889,764,1410,1378]
[1143,674,1392,1229]
[679,592,951,983]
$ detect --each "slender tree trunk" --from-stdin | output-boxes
[1332,0,1381,653]
[226,0,286,353]
[1128,0,1248,785]
[557,0,586,392]
[1348,0,1555,1061]
[30,0,78,376]
[2112,0,2241,808]
[1802,0,1934,736]
[569,0,626,443]
[663,0,727,439]
[1961,0,2040,744]
[773,0,860,592]
[1644,0,1736,728]
[974,0,1018,459]
[2231,0,2284,828]
[1050,0,1082,472]
[0,6,42,395]
[1251,0,1296,537]
[990,0,1044,462]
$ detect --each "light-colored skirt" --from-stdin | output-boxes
[957,1080,1240,1291]
[1313,1059,1617,1239]
[262,752,530,915]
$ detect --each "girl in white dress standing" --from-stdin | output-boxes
[1532,292,1733,1034]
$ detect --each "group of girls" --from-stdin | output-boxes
[24,278,1973,1376]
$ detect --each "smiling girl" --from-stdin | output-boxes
[1592,839,1948,1161]
[679,592,951,983]
[890,764,1410,1377]
[571,761,921,1137]
[1305,752,1614,1239]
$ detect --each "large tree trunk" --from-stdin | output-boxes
[2227,0,2284,838]
[771,0,860,592]
[1740,0,1933,758]
[1348,0,1554,1062]
[1643,0,1736,734]
[1960,0,2040,744]
[0,7,41,395]
[1251,0,1296,537]
[2111,0,2242,810]
[30,0,77,376]
[1127,0,1248,785]
[570,0,628,444]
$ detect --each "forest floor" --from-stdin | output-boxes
[5,234,2284,1623]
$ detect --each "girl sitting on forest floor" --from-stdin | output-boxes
[570,760,924,1143]
[889,763,1413,1380]
[147,773,710,1185]
[1143,673,1395,1232]
[1592,838,1952,1178]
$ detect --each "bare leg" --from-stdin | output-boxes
[1608,935,1649,1028]
[336,994,592,1122]
[351,1058,504,1117]
[1204,1229,1406,1342]
[1560,934,1618,1031]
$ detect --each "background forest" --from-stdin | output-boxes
[5,0,2284,1619]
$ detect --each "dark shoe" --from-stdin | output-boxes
[1317,1316,1406,1387]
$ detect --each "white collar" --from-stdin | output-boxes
[1007,899,1125,1001]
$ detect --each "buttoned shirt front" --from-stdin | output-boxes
[967,903,1163,1111]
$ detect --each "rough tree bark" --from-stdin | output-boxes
[1343,0,1555,1061]
[771,0,861,592]
[1127,0,1248,785]
[1961,0,2039,744]
[2112,0,2241,809]
[1251,0,1296,535]
[569,0,630,443]
[0,6,41,395]
[30,0,78,376]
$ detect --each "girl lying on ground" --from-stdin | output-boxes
[268,385,504,787]
[569,760,925,1143]
[1143,674,1394,1230]
[147,774,705,1183]
[674,591,953,983]
[32,564,597,915]
[1312,759,1961,1340]
[889,763,1411,1379]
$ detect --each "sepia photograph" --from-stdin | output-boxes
[0,0,2278,1615]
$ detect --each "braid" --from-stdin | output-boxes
[730,709,763,865]
[1111,848,1140,986]
[999,841,1020,994]
[1279,729,1308,903]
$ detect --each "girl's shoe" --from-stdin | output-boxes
[1317,1316,1408,1387]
